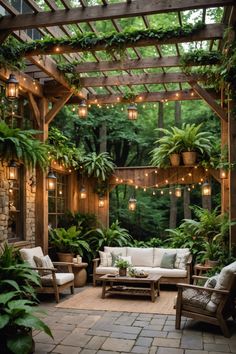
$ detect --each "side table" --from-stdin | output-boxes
[194,263,213,276]
[72,262,88,287]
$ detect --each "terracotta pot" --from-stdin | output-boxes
[169,153,181,167]
[182,151,197,165]
[57,252,74,262]
[119,268,127,277]
[205,259,219,267]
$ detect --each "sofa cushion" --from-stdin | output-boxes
[41,273,74,286]
[20,247,44,268]
[104,246,127,257]
[128,267,187,278]
[96,266,118,274]
[99,251,112,267]
[126,247,153,267]
[153,248,176,267]
[160,252,176,269]
[206,261,236,312]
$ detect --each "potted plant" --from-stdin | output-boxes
[201,240,221,267]
[115,258,131,276]
[0,243,52,354]
[49,225,91,262]
[81,152,116,181]
[177,123,213,165]
[150,127,182,168]
[0,121,49,170]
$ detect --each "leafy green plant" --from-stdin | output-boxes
[0,121,49,170]
[49,226,91,256]
[58,210,97,232]
[131,237,164,248]
[81,152,115,181]
[177,123,213,155]
[115,258,131,269]
[0,244,52,354]
[88,220,133,252]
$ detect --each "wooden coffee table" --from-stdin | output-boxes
[100,274,161,302]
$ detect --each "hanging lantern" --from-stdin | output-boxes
[202,181,211,196]
[78,101,87,118]
[98,195,105,208]
[220,169,227,179]
[7,160,18,180]
[175,186,182,198]
[47,170,57,191]
[80,186,87,199]
[127,104,138,120]
[128,197,137,211]
[6,74,19,100]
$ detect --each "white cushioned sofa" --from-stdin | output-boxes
[92,246,192,286]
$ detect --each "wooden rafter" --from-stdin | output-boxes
[0,0,232,31]
[45,92,73,124]
[189,82,228,122]
[21,24,224,57]
[27,92,40,126]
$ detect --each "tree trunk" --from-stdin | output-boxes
[169,186,177,228]
[99,122,107,152]
[202,195,212,211]
[184,186,191,219]
[157,102,164,137]
[175,101,181,128]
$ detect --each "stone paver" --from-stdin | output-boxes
[34,288,236,354]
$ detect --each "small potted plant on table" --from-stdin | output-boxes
[115,258,131,277]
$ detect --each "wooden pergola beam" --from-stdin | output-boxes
[27,92,40,126]
[189,82,228,122]
[21,24,223,57]
[0,68,43,97]
[0,0,232,31]
[67,89,220,104]
[45,92,73,124]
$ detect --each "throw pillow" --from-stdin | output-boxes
[33,255,54,275]
[99,251,112,267]
[160,252,176,269]
[111,252,122,266]
[175,251,191,270]
[204,275,219,289]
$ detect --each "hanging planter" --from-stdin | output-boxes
[182,151,197,166]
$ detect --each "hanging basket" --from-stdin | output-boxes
[182,151,197,166]
[169,153,181,167]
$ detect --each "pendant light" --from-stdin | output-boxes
[175,186,182,198]
[98,195,105,208]
[80,186,87,199]
[7,160,18,180]
[6,74,19,100]
[78,100,87,118]
[47,170,57,191]
[220,169,227,179]
[127,104,138,120]
[202,181,211,196]
[128,197,137,211]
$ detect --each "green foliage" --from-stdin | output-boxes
[88,220,133,252]
[131,237,164,248]
[58,210,97,232]
[181,50,221,67]
[49,226,91,256]
[114,258,131,269]
[0,37,26,71]
[48,127,83,168]
[0,244,52,354]
[0,121,49,170]
[81,151,116,181]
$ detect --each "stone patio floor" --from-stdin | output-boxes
[34,287,236,354]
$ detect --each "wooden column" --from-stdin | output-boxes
[157,102,164,137]
[35,98,49,254]
[228,98,236,254]
[221,119,229,213]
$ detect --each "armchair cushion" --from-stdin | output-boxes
[41,273,74,286]
[20,247,44,268]
[182,288,211,310]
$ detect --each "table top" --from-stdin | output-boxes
[100,274,161,283]
[72,262,88,268]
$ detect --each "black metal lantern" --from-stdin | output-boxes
[7,160,18,180]
[127,104,138,120]
[80,186,87,199]
[78,101,87,118]
[6,74,19,100]
[175,186,182,198]
[202,181,211,196]
[128,197,137,211]
[47,170,57,191]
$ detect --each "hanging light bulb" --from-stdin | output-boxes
[175,186,182,198]
[7,160,18,180]
[6,74,19,100]
[78,100,87,118]
[98,195,105,208]
[127,104,138,120]
[47,170,57,191]
[128,197,137,211]
[202,181,211,196]
[80,186,87,199]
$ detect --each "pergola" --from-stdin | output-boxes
[0,0,235,253]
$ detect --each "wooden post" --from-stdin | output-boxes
[35,98,49,254]
[157,102,163,137]
[221,119,229,213]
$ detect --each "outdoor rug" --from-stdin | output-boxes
[56,286,176,314]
